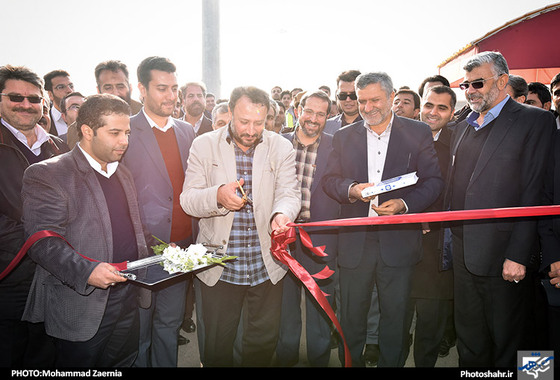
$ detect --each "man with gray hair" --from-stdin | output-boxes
[211,101,231,130]
[446,51,556,367]
[322,71,443,367]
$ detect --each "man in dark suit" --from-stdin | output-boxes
[21,94,153,367]
[539,130,560,356]
[447,51,555,367]
[408,85,456,367]
[43,70,74,137]
[322,72,443,367]
[121,56,196,367]
[181,81,213,136]
[276,90,339,367]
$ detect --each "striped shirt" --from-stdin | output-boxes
[220,131,268,286]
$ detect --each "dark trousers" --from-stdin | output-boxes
[0,284,55,367]
[276,253,336,367]
[338,231,413,367]
[407,297,452,367]
[54,284,139,367]
[452,234,530,367]
[134,236,191,367]
[199,278,283,367]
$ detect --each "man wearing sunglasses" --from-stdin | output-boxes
[0,65,69,367]
[324,70,362,135]
[446,51,556,367]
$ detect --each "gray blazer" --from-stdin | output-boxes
[21,148,152,342]
[180,127,301,286]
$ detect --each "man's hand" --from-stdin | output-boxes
[87,262,127,289]
[548,261,560,288]
[271,213,291,234]
[349,182,376,203]
[502,259,526,283]
[217,178,246,211]
[372,199,406,216]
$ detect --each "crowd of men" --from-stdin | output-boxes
[1,51,560,369]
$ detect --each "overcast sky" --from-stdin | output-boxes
[1,0,555,101]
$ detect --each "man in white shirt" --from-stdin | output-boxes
[43,70,74,137]
[121,56,196,367]
[21,93,153,367]
[181,81,213,136]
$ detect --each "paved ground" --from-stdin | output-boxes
[177,306,459,368]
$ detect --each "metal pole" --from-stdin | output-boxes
[202,0,221,98]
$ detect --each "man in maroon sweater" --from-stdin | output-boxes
[121,56,196,367]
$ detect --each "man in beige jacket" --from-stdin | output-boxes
[180,86,300,367]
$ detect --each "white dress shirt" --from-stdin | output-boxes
[2,119,50,156]
[365,114,394,216]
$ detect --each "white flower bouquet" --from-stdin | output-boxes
[151,237,236,274]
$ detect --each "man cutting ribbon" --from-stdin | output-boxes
[21,94,155,367]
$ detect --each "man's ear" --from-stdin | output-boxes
[80,124,93,141]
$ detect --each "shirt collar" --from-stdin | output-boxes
[143,108,174,132]
[364,112,394,137]
[466,95,510,130]
[77,142,119,178]
[293,127,321,148]
[51,106,63,122]
[1,118,50,154]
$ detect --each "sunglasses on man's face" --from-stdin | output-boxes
[0,93,43,104]
[337,92,357,101]
[459,76,497,91]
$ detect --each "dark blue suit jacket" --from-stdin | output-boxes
[122,111,196,243]
[283,131,339,268]
[322,115,443,269]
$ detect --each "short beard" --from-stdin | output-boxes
[468,84,499,113]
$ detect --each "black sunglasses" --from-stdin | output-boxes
[337,92,357,101]
[0,93,43,104]
[459,76,497,91]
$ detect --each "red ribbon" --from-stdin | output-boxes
[271,228,352,367]
[288,205,560,228]
[269,205,560,368]
[0,230,128,281]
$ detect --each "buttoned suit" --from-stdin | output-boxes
[322,115,443,366]
[276,131,339,366]
[21,148,152,342]
[446,98,555,366]
[121,111,196,367]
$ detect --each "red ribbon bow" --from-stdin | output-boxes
[271,227,351,367]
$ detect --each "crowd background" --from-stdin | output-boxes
[2,0,560,372]
[1,0,554,105]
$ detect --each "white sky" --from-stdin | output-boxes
[1,0,555,101]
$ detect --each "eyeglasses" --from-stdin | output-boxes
[302,108,327,119]
[337,92,357,101]
[0,93,43,104]
[459,76,497,90]
[54,83,74,91]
